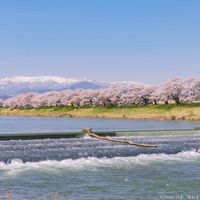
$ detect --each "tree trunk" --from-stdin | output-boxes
[82,128,157,148]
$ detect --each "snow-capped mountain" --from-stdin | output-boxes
[0,76,148,98]
[0,76,109,98]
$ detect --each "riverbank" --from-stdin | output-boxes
[0,104,200,121]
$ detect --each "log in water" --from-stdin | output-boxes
[82,128,157,147]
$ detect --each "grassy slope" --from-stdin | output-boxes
[0,104,200,121]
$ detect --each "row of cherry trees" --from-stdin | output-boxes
[1,77,200,108]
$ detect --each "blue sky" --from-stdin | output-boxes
[0,0,200,84]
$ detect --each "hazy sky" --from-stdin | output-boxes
[0,0,200,84]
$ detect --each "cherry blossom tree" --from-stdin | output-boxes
[2,77,200,108]
[137,86,156,105]
[157,77,183,105]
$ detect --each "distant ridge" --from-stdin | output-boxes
[0,76,109,97]
[69,81,102,89]
[0,76,145,98]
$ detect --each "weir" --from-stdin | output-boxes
[0,128,199,140]
[0,130,200,162]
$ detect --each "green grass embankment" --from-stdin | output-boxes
[0,104,200,121]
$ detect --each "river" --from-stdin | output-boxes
[0,116,199,200]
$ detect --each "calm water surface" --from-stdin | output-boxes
[0,116,200,200]
[0,116,198,133]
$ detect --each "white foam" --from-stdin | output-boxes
[0,150,200,176]
[83,134,90,139]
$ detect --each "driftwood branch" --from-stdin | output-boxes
[82,128,157,148]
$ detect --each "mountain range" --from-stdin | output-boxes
[0,76,110,98]
[0,76,148,98]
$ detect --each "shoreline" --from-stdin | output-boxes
[0,104,200,121]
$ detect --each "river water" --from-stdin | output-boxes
[0,116,198,133]
[0,116,200,200]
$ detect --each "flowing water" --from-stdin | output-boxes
[0,116,200,200]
